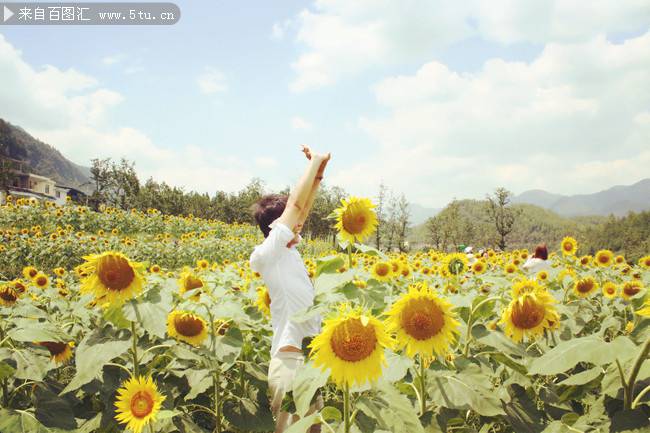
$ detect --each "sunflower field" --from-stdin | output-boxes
[1,196,650,433]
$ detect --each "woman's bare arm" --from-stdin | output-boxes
[276,146,330,231]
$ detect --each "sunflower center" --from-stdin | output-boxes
[563,242,573,252]
[576,280,594,293]
[130,391,154,418]
[36,276,47,286]
[375,263,390,277]
[97,256,135,291]
[330,318,377,362]
[510,297,546,330]
[40,341,67,356]
[342,208,367,235]
[184,276,204,291]
[0,288,18,302]
[29,269,38,278]
[623,283,641,297]
[598,255,609,264]
[174,314,205,337]
[401,299,444,340]
[264,291,271,308]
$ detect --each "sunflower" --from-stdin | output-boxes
[77,251,145,305]
[115,376,166,433]
[53,267,66,277]
[22,266,38,280]
[166,310,208,346]
[149,264,161,274]
[594,250,614,267]
[177,270,205,300]
[32,272,50,289]
[638,255,650,269]
[499,291,559,343]
[579,255,592,266]
[196,259,209,270]
[371,261,392,281]
[511,278,545,298]
[560,237,578,256]
[621,281,644,301]
[385,283,459,359]
[536,270,549,281]
[573,277,598,298]
[0,285,19,307]
[309,304,391,388]
[37,341,74,364]
[255,286,271,317]
[443,253,468,276]
[504,263,518,275]
[10,279,27,295]
[469,260,486,275]
[602,282,618,299]
[333,197,378,245]
[615,255,625,265]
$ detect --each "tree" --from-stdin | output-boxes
[89,158,112,210]
[486,187,519,250]
[375,182,388,249]
[0,157,18,197]
[396,193,411,252]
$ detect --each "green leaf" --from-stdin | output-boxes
[214,327,243,365]
[292,361,329,417]
[222,388,275,432]
[556,367,602,386]
[122,299,168,338]
[60,330,131,395]
[7,323,69,343]
[34,384,76,430]
[0,360,16,380]
[0,409,51,433]
[315,255,345,276]
[382,350,413,383]
[13,348,52,381]
[354,243,386,258]
[528,336,637,376]
[427,365,504,417]
[356,379,425,433]
[103,304,131,329]
[320,406,341,422]
[314,271,354,294]
[488,352,528,375]
[283,413,320,433]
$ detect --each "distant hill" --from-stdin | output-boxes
[0,119,91,190]
[408,199,606,251]
[513,179,650,217]
[408,203,440,225]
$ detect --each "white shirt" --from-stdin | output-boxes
[249,222,321,357]
[522,257,550,274]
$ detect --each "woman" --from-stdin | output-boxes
[249,145,329,433]
[522,243,550,274]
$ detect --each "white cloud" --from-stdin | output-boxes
[0,34,254,194]
[101,54,123,65]
[272,19,292,40]
[291,116,313,131]
[289,0,650,91]
[196,67,228,95]
[329,31,650,207]
[255,157,278,168]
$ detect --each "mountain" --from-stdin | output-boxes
[0,119,91,190]
[408,203,441,225]
[513,179,650,217]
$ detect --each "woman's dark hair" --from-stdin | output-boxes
[252,194,288,237]
[534,244,548,260]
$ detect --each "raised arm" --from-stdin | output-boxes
[296,146,329,229]
[276,146,330,231]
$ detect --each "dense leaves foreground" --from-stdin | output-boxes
[1,197,650,433]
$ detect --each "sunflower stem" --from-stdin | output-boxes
[625,335,650,410]
[343,382,351,433]
[0,326,7,407]
[213,370,222,433]
[347,244,353,270]
[418,355,427,415]
[131,321,139,378]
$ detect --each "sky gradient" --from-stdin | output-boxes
[1,0,649,207]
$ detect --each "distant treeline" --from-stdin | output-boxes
[410,197,650,262]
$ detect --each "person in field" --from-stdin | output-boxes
[250,145,330,433]
[522,243,550,274]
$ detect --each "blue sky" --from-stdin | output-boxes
[1,1,649,207]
